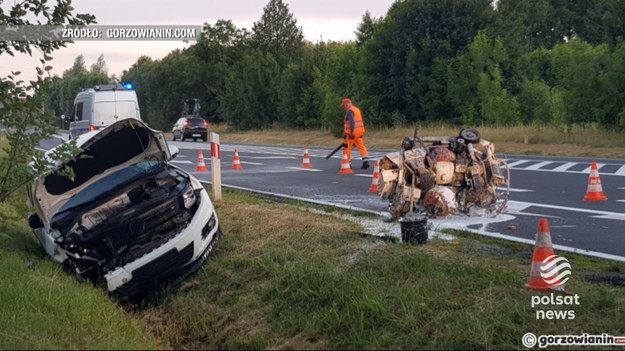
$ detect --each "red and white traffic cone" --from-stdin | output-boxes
[583,162,607,201]
[339,149,353,175]
[232,149,243,170]
[196,150,208,172]
[302,146,312,169]
[369,160,380,192]
[525,219,567,292]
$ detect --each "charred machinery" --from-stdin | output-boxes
[378,128,510,219]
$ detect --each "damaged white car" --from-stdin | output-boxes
[27,119,221,300]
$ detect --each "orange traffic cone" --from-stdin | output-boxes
[338,149,353,175]
[583,162,607,201]
[525,219,566,292]
[302,146,313,169]
[369,160,380,192]
[232,149,243,170]
[196,150,208,172]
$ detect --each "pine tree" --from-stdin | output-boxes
[250,0,305,68]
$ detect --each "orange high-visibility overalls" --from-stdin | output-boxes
[343,105,369,164]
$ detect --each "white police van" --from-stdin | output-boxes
[69,83,141,139]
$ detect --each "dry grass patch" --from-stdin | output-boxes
[199,123,625,159]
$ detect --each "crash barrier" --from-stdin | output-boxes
[525,218,566,292]
[369,160,380,193]
[232,149,243,170]
[399,212,428,244]
[302,146,313,169]
[196,150,208,172]
[339,149,354,175]
[583,162,607,201]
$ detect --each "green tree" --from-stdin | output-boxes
[123,50,207,130]
[360,0,494,123]
[550,40,611,124]
[295,67,325,128]
[250,0,305,68]
[477,67,521,125]
[48,55,111,117]
[568,0,625,47]
[518,79,565,125]
[90,54,109,76]
[219,50,280,130]
[190,20,252,123]
[448,32,512,125]
[0,0,95,204]
[355,11,381,45]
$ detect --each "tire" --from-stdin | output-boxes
[172,133,177,141]
[193,138,197,142]
[459,128,480,143]
[181,134,186,142]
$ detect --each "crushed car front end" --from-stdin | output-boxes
[27,119,220,299]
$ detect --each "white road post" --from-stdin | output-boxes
[210,132,222,201]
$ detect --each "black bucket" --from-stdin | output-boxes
[399,213,428,244]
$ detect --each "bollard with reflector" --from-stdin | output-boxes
[210,132,222,201]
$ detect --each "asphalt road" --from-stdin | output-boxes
[41,133,625,262]
[168,141,625,262]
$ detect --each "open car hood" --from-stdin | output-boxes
[32,119,172,223]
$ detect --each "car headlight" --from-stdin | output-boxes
[182,187,196,209]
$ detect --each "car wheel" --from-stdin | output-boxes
[181,134,186,141]
[193,138,197,142]
[459,128,480,143]
[202,137,207,142]
[172,133,177,141]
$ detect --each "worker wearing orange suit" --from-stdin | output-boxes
[341,98,370,169]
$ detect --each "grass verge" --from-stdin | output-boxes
[2,181,623,349]
[135,187,625,349]
[0,193,164,350]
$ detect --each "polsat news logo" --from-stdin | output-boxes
[540,254,571,287]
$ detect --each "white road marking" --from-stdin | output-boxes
[581,163,605,174]
[524,161,553,170]
[500,187,534,193]
[285,167,323,172]
[504,160,530,168]
[508,200,625,220]
[247,156,298,159]
[551,162,578,172]
[591,214,625,220]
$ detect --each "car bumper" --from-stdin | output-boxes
[104,186,219,295]
[183,131,207,138]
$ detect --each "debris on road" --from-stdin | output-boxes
[378,127,510,219]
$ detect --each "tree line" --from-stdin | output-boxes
[46,0,625,136]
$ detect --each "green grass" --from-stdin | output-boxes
[2,183,624,349]
[0,193,164,350]
[135,188,625,350]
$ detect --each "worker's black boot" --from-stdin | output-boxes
[361,160,370,169]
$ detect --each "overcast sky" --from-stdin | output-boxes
[1,0,396,83]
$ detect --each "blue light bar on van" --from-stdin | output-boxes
[123,82,134,90]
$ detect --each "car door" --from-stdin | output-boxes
[69,101,91,139]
